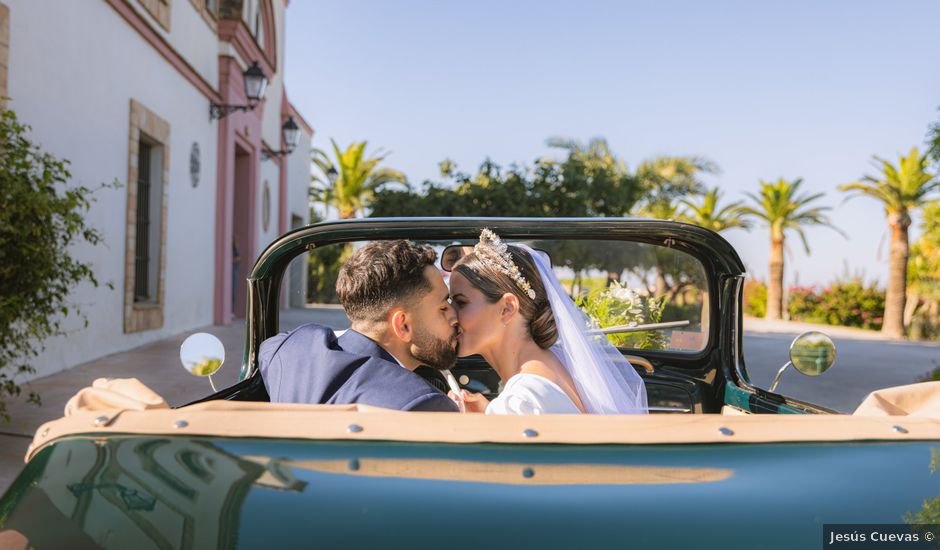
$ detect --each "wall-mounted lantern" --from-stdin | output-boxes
[209,62,268,120]
[326,165,338,185]
[262,117,302,161]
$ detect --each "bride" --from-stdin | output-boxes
[447,229,648,415]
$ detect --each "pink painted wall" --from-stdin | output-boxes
[214,55,263,324]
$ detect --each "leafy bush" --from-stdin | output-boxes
[575,281,668,350]
[908,201,940,341]
[662,301,702,324]
[786,285,823,321]
[909,303,940,341]
[558,277,607,295]
[0,107,114,421]
[787,279,885,330]
[743,279,767,318]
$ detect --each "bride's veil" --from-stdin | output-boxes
[517,244,648,414]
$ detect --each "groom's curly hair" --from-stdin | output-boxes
[337,240,437,323]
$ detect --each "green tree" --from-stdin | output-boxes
[310,140,408,219]
[635,199,682,221]
[369,161,535,218]
[544,142,712,288]
[635,155,719,214]
[679,187,752,232]
[370,150,622,219]
[910,201,940,297]
[928,107,940,165]
[447,159,563,217]
[0,107,115,421]
[906,201,940,339]
[741,178,840,320]
[369,140,716,291]
[546,137,642,216]
[839,148,939,338]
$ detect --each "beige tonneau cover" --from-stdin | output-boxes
[23,378,940,462]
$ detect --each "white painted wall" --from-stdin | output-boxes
[5,0,313,381]
[7,0,219,379]
[260,1,285,148]
[169,1,222,86]
[285,128,312,305]
[274,0,312,234]
[125,0,220,87]
[288,130,313,226]
[258,0,309,253]
[260,77,284,151]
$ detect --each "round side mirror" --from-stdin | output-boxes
[789,331,836,376]
[180,333,225,377]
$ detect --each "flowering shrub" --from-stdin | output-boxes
[575,282,667,350]
[786,285,822,321]
[787,279,885,330]
[743,279,767,318]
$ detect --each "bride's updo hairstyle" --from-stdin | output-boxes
[453,244,558,349]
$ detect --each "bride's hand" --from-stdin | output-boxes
[448,389,489,413]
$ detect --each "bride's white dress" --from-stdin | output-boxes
[485,373,581,415]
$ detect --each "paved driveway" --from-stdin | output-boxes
[743,332,939,412]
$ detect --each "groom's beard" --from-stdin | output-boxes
[410,326,458,370]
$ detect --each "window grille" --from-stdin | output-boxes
[134,142,152,302]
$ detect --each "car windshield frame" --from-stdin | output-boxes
[242,218,746,381]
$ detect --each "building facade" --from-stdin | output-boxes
[3,0,312,379]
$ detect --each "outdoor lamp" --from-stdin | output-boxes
[281,117,301,152]
[326,166,338,185]
[209,61,268,120]
[262,117,302,161]
[242,62,268,102]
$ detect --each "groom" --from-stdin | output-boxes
[258,240,460,412]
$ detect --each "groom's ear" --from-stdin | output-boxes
[388,308,413,343]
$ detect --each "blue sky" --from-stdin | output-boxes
[285,0,940,286]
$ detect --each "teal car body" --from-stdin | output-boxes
[4,436,940,548]
[1,218,936,549]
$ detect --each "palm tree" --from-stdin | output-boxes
[545,136,629,175]
[634,155,719,214]
[839,147,939,338]
[679,187,752,232]
[545,136,642,217]
[636,199,682,221]
[928,107,940,165]
[740,178,840,320]
[310,140,408,219]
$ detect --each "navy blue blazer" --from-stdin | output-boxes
[258,323,457,412]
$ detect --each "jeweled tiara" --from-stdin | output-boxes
[474,228,537,299]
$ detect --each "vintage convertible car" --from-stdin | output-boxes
[2,218,939,549]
